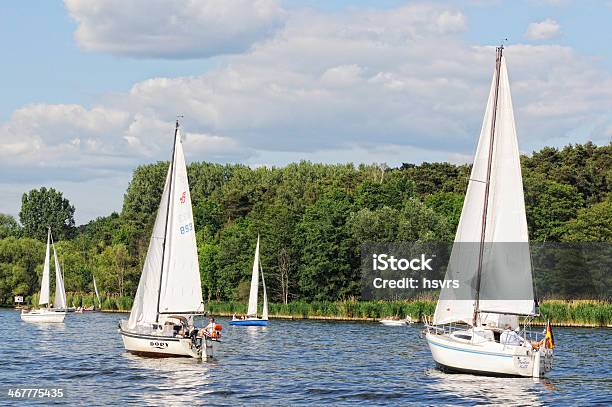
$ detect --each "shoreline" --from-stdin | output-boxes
[11,300,611,328]
[94,309,610,327]
[208,311,610,327]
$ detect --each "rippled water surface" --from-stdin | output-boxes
[0,309,610,405]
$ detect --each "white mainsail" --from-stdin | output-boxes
[247,236,261,317]
[93,274,101,307]
[434,54,534,328]
[52,237,67,309]
[39,229,51,306]
[128,124,203,329]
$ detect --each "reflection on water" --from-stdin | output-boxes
[122,354,213,404]
[0,309,609,406]
[424,368,546,406]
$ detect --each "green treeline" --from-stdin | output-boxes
[0,142,610,306]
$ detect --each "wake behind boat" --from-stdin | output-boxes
[118,120,221,359]
[21,228,67,323]
[230,235,269,326]
[423,46,554,378]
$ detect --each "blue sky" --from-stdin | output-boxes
[1,0,611,223]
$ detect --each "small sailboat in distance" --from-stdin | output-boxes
[118,120,221,358]
[93,274,101,308]
[231,236,269,326]
[21,228,67,323]
[424,46,554,377]
[80,274,101,311]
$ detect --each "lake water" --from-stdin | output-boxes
[0,309,610,406]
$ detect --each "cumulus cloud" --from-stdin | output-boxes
[0,104,131,179]
[64,0,285,58]
[524,19,561,40]
[0,104,251,183]
[2,3,612,213]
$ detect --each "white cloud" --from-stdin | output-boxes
[321,65,364,87]
[524,19,561,40]
[183,131,252,160]
[2,3,612,222]
[64,0,285,58]
[0,104,131,178]
[0,104,251,184]
[435,10,467,33]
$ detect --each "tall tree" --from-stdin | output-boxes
[248,202,299,304]
[19,187,75,241]
[424,192,464,232]
[523,175,584,241]
[559,194,612,241]
[296,189,358,301]
[0,214,21,239]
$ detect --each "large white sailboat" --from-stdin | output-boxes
[21,228,67,323]
[230,235,269,326]
[119,120,220,358]
[424,46,554,377]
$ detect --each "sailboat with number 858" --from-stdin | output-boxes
[118,120,221,359]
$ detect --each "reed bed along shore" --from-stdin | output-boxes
[206,300,612,327]
[28,292,134,312]
[22,294,611,327]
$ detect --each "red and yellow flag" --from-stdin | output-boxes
[544,320,555,349]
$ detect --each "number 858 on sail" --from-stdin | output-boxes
[179,222,193,235]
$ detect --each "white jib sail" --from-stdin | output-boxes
[39,229,51,306]
[247,235,261,317]
[52,237,67,309]
[128,125,203,329]
[260,257,268,320]
[434,54,534,328]
[93,274,101,307]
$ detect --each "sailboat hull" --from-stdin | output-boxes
[380,318,413,326]
[426,332,553,377]
[229,318,268,326]
[20,309,66,323]
[119,328,214,359]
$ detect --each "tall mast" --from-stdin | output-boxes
[155,119,180,322]
[473,45,503,325]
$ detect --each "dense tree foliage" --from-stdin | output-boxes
[19,187,75,241]
[0,214,21,239]
[0,142,609,305]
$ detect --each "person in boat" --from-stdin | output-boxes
[500,326,524,346]
[204,317,216,336]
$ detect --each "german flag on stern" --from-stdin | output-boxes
[545,320,555,349]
